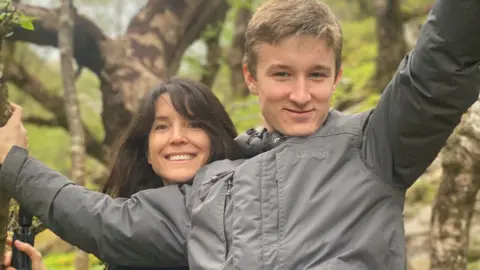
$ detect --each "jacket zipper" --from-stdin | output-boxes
[224,175,233,259]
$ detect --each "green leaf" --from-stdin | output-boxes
[19,19,34,30]
[18,14,34,30]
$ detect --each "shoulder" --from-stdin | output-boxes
[323,109,373,134]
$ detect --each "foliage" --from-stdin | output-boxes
[0,0,36,263]
[468,261,480,270]
[331,17,378,112]
[43,252,104,270]
[0,0,34,36]
[8,45,104,185]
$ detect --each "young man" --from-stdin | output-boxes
[1,0,479,269]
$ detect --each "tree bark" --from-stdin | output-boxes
[227,2,252,100]
[58,0,88,269]
[8,0,230,159]
[0,55,13,270]
[200,31,222,88]
[429,98,480,270]
[200,2,229,88]
[0,16,14,268]
[373,0,407,92]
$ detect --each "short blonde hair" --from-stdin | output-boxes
[245,0,343,77]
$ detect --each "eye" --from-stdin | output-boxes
[154,124,168,130]
[188,122,202,128]
[273,72,290,77]
[310,72,328,78]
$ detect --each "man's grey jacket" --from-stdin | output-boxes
[1,0,480,269]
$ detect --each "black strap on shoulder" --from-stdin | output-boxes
[234,128,287,159]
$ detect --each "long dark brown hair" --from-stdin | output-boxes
[102,77,240,198]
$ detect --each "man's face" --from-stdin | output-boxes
[244,35,342,137]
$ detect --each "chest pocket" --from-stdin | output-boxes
[188,171,234,269]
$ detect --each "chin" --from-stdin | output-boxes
[165,174,195,184]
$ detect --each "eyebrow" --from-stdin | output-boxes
[265,64,291,71]
[154,115,169,121]
[266,64,332,73]
[311,64,332,72]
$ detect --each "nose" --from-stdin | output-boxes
[289,78,311,106]
[169,127,188,144]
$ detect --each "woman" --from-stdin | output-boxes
[3,77,242,270]
[99,77,242,269]
[102,77,240,199]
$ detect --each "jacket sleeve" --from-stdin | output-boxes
[0,146,189,267]
[361,0,480,188]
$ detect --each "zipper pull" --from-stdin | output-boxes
[226,180,232,196]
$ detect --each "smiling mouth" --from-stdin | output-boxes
[284,109,314,114]
[166,154,196,161]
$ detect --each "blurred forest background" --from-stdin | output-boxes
[0,0,479,269]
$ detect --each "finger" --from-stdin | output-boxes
[4,250,12,266]
[6,104,23,125]
[6,237,12,246]
[10,103,22,113]
[11,104,23,121]
[13,240,41,261]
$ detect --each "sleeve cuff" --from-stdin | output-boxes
[0,146,29,194]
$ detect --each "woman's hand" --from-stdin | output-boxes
[3,238,46,270]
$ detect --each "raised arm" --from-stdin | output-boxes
[362,0,480,188]
[0,146,189,267]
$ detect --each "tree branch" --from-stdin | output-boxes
[4,60,109,164]
[7,1,232,158]
[98,0,231,147]
[23,116,59,126]
[125,0,230,78]
[200,32,222,88]
[227,3,252,99]
[8,3,107,75]
[199,8,228,88]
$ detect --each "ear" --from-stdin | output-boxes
[147,151,151,164]
[332,67,343,92]
[243,64,258,95]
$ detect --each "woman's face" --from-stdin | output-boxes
[147,94,211,184]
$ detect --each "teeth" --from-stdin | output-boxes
[168,154,194,161]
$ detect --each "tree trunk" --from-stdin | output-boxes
[357,0,374,18]
[58,0,88,269]
[0,1,23,264]
[0,23,14,269]
[429,98,480,270]
[227,2,252,100]
[373,0,407,92]
[200,1,229,88]
[200,32,222,88]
